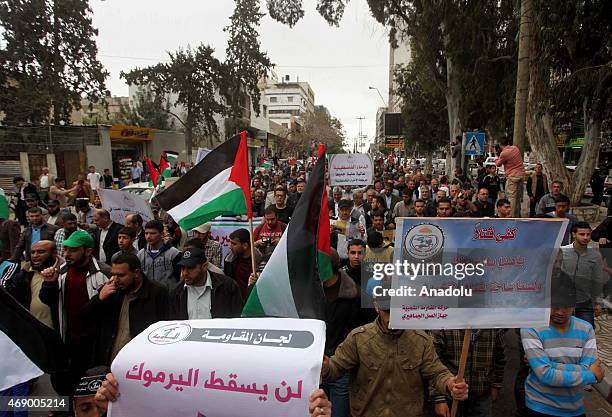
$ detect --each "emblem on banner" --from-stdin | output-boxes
[404,224,444,260]
[148,322,192,345]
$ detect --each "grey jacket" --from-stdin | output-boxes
[137,242,181,289]
[561,244,606,305]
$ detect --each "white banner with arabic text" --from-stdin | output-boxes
[109,318,326,417]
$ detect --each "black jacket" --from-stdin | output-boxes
[169,271,243,320]
[85,275,169,365]
[12,222,59,261]
[324,270,360,356]
[94,222,123,264]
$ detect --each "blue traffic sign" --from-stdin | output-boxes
[464,132,485,155]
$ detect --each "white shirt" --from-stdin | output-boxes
[99,226,110,263]
[40,174,50,189]
[186,272,213,319]
[87,172,102,190]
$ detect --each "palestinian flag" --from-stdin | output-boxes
[146,159,161,187]
[317,144,332,282]
[243,149,328,319]
[164,150,179,162]
[0,188,9,220]
[159,152,174,179]
[155,132,252,230]
[0,287,67,391]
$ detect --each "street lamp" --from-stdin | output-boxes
[368,86,387,107]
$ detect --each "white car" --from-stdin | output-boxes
[121,182,157,201]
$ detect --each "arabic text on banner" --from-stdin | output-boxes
[389,218,568,329]
[98,189,155,226]
[328,154,374,187]
[109,318,325,417]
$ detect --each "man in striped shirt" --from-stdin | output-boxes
[520,277,604,417]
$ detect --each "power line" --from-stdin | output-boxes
[98,54,387,69]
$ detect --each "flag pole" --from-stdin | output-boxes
[248,216,257,275]
[450,328,471,417]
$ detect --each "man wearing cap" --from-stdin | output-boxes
[169,248,243,320]
[86,253,169,365]
[39,230,110,388]
[46,199,64,227]
[192,222,222,268]
[12,207,59,262]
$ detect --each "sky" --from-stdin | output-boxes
[90,0,390,151]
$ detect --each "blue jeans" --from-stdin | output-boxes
[322,373,350,417]
[574,307,595,328]
[0,382,29,417]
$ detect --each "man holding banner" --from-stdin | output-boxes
[321,288,469,417]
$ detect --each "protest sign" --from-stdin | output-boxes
[384,218,567,329]
[98,189,155,225]
[207,217,263,264]
[109,318,325,417]
[328,154,374,187]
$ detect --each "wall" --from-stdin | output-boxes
[85,126,113,172]
[146,130,188,162]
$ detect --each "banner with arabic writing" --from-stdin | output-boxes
[387,218,568,329]
[328,153,374,187]
[109,318,325,417]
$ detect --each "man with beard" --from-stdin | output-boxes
[5,240,61,329]
[46,199,64,227]
[40,230,110,390]
[85,253,169,365]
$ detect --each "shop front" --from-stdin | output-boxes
[109,124,155,180]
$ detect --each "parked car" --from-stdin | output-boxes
[121,182,157,201]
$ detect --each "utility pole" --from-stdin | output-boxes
[356,116,366,153]
[512,0,532,155]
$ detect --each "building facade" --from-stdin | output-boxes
[263,75,315,132]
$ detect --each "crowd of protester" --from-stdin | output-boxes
[0,142,610,417]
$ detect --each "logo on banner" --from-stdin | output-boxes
[404,224,444,259]
[148,322,192,345]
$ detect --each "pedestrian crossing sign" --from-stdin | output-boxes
[464,132,485,155]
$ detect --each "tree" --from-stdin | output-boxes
[0,0,108,125]
[280,107,346,157]
[121,45,227,157]
[526,0,612,204]
[118,89,175,130]
[394,53,448,173]
[224,0,273,125]
[265,0,517,174]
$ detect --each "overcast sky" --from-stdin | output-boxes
[90,0,389,151]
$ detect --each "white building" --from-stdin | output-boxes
[388,35,412,113]
[263,75,315,131]
[375,106,388,146]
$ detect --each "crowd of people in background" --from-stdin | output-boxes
[0,139,611,417]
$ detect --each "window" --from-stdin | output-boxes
[270,96,277,103]
[282,123,288,128]
[287,96,294,103]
